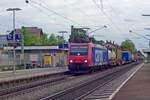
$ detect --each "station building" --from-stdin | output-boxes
[0,45,68,69]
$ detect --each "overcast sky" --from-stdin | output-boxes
[0,0,150,51]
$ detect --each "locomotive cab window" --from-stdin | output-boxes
[70,45,88,55]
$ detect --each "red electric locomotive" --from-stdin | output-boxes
[68,42,108,73]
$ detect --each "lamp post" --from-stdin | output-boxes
[7,8,22,73]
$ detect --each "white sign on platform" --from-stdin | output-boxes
[29,55,38,61]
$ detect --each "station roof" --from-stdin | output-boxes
[4,46,68,51]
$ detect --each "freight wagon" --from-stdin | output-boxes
[105,41,122,66]
[121,51,131,64]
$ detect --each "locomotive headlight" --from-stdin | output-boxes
[84,60,88,63]
[70,60,73,63]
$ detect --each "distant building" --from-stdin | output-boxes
[11,27,44,38]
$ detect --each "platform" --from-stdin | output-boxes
[112,63,150,100]
[0,67,68,82]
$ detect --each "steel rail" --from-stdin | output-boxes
[0,72,71,99]
[41,62,139,100]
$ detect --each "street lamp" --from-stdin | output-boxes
[7,8,22,73]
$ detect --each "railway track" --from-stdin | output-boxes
[41,62,140,100]
[0,72,66,90]
[79,63,143,100]
[0,72,71,99]
[0,62,141,100]
[0,70,93,100]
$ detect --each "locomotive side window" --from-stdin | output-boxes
[70,45,88,55]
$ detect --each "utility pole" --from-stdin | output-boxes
[58,31,68,49]
[21,34,25,69]
[7,8,22,73]
[58,31,68,39]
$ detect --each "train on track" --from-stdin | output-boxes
[68,42,141,73]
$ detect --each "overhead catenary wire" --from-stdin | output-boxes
[102,0,137,41]
[0,12,13,33]
[63,0,101,27]
[0,10,7,16]
[27,2,69,27]
[24,0,78,36]
[129,30,150,40]
[27,0,80,25]
[130,37,148,48]
[38,0,103,28]
[124,31,150,49]
[92,0,123,33]
[29,0,111,36]
[30,0,108,30]
[99,0,104,11]
[104,0,129,30]
[0,24,10,32]
[93,0,138,41]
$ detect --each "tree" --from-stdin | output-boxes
[40,34,49,45]
[24,34,40,45]
[20,27,66,46]
[48,34,58,45]
[20,26,41,46]
[56,35,65,44]
[121,39,137,54]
